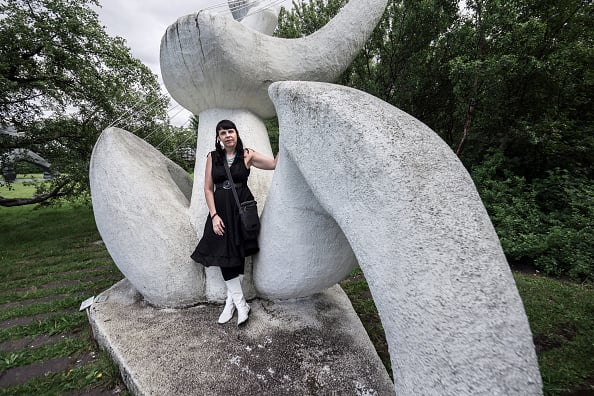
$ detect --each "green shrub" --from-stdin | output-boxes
[472,149,593,281]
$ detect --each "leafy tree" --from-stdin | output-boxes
[276,0,347,38]
[452,0,594,280]
[472,150,593,280]
[448,0,593,172]
[147,123,197,172]
[189,114,200,132]
[0,0,170,206]
[276,0,594,280]
[277,0,460,137]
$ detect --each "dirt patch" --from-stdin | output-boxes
[80,275,123,286]
[564,388,594,395]
[533,334,562,353]
[0,333,75,353]
[533,323,579,353]
[0,357,71,387]
[509,262,541,275]
[12,279,82,293]
[343,273,366,283]
[562,373,594,395]
[63,386,125,396]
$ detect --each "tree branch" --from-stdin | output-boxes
[0,93,44,105]
[455,0,484,157]
[0,181,71,207]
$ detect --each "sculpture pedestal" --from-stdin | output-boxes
[89,280,394,395]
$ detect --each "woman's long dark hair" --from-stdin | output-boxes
[214,119,245,165]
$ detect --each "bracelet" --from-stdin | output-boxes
[211,213,218,220]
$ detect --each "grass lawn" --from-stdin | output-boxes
[0,182,128,395]
[1,181,592,395]
[341,268,594,395]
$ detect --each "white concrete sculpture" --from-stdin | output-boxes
[89,1,543,393]
[158,0,388,300]
[90,128,204,306]
[4,148,51,170]
[91,0,387,305]
[259,80,542,395]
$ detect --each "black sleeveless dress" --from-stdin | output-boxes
[191,151,259,268]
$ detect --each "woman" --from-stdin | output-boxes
[191,119,277,325]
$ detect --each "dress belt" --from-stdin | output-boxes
[215,181,244,190]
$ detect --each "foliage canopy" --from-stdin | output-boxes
[0,0,173,205]
[276,0,593,280]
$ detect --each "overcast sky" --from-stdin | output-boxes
[93,0,293,126]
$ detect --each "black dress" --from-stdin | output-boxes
[191,151,259,268]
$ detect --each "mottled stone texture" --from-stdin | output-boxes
[89,281,395,396]
[254,153,358,298]
[89,128,203,307]
[159,0,388,119]
[263,81,542,395]
[158,0,388,302]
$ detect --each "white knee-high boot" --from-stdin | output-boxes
[225,276,250,326]
[217,288,235,324]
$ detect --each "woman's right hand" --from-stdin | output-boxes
[212,215,225,236]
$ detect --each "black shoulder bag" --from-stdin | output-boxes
[222,155,260,240]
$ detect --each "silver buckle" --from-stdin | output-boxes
[222,180,233,189]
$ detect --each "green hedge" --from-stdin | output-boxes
[472,149,593,280]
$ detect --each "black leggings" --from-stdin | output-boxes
[220,263,245,281]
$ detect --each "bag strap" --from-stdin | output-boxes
[222,152,243,212]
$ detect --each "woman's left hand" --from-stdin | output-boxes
[212,215,225,236]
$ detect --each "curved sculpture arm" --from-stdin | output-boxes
[240,7,279,35]
[5,148,51,170]
[160,0,388,118]
[254,148,358,298]
[257,81,542,394]
[90,128,204,308]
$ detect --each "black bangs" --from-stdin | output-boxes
[216,119,237,131]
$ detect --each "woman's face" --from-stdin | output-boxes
[218,128,237,150]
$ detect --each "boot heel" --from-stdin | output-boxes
[237,303,250,326]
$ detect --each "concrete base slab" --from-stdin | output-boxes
[89,280,394,395]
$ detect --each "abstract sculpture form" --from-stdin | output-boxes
[89,0,543,394]
[1,147,54,182]
[263,80,542,394]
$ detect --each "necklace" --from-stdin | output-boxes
[226,153,236,164]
